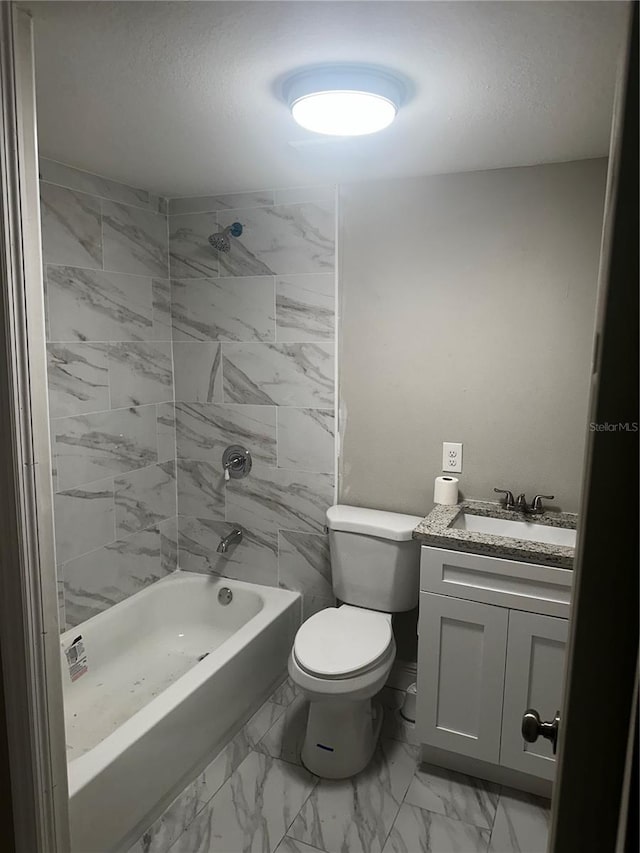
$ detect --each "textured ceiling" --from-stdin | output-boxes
[24,1,627,196]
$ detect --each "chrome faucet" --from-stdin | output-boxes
[494,488,516,510]
[494,488,554,515]
[217,527,243,554]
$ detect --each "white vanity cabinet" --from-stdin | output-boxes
[417,546,572,784]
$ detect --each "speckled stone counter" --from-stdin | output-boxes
[413,500,577,569]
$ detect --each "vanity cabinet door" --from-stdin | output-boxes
[417,592,508,763]
[500,610,568,780]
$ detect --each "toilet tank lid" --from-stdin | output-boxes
[326,505,422,541]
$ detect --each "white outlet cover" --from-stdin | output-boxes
[442,442,463,473]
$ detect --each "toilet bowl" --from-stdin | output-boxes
[287,505,422,779]
[288,605,397,778]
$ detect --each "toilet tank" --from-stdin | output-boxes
[326,505,422,612]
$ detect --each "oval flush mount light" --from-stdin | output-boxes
[283,65,406,137]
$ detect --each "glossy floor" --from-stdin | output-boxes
[129,684,551,853]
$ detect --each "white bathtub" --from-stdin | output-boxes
[60,571,301,853]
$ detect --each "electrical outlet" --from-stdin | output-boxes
[442,442,463,473]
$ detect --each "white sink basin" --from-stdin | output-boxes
[451,512,577,548]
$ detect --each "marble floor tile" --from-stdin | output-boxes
[40,182,102,269]
[226,467,334,537]
[278,531,332,599]
[46,265,154,342]
[383,803,490,853]
[175,402,276,466]
[288,738,419,853]
[169,212,218,279]
[63,524,167,627]
[156,403,176,464]
[40,159,165,213]
[128,783,201,853]
[276,274,335,342]
[53,404,157,490]
[275,838,326,853]
[177,516,277,584]
[222,342,334,407]
[108,341,174,408]
[404,764,499,830]
[47,343,109,418]
[277,408,335,473]
[173,342,223,403]
[255,694,309,767]
[176,459,225,520]
[114,462,177,536]
[217,202,335,277]
[102,200,168,277]
[171,276,275,342]
[168,191,274,216]
[269,677,301,707]
[171,751,317,853]
[488,789,550,853]
[54,477,115,564]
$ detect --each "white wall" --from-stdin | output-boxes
[338,159,607,515]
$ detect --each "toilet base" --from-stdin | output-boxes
[301,698,383,779]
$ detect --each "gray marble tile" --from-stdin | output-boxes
[405,765,499,830]
[273,187,335,206]
[171,751,316,853]
[255,694,308,767]
[47,343,109,418]
[128,783,201,853]
[40,183,102,269]
[275,838,326,853]
[53,405,157,490]
[54,477,115,564]
[171,276,275,342]
[108,342,174,408]
[156,403,176,464]
[152,278,173,340]
[277,408,334,473]
[115,462,176,536]
[226,467,334,537]
[63,524,168,627]
[196,701,286,806]
[175,402,276,466]
[217,202,335,276]
[160,516,178,573]
[177,517,277,586]
[173,343,222,403]
[488,790,550,853]
[176,460,224,520]
[223,343,334,407]
[269,677,301,707]
[382,803,490,853]
[169,213,218,279]
[169,191,274,216]
[40,159,166,213]
[275,275,335,342]
[46,265,154,342]
[289,738,418,853]
[278,531,332,599]
[102,201,168,277]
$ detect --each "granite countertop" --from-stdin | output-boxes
[413,500,577,569]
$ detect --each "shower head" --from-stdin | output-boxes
[208,221,243,253]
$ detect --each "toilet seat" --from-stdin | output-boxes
[294,605,393,679]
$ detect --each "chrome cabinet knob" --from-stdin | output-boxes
[522,708,561,755]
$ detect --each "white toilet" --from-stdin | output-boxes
[288,504,422,779]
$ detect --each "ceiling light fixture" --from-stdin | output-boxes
[284,65,406,137]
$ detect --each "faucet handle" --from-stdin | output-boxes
[494,488,515,509]
[531,494,554,511]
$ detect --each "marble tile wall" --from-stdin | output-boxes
[40,159,176,631]
[169,186,337,617]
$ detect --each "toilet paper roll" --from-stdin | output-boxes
[434,476,459,505]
